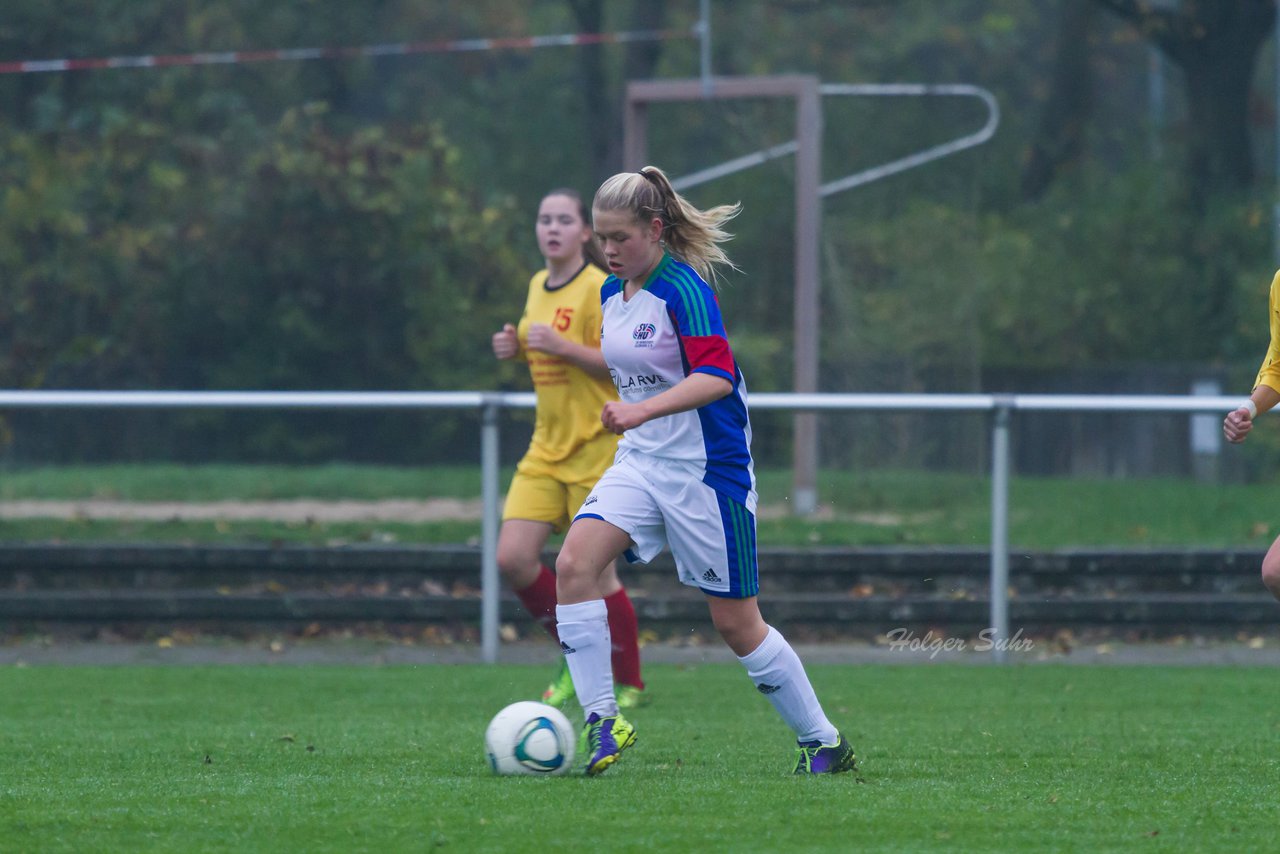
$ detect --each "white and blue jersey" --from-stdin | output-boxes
[575,253,759,598]
[599,254,756,509]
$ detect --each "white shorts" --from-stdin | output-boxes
[574,452,759,599]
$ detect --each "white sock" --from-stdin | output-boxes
[737,625,839,745]
[556,599,616,721]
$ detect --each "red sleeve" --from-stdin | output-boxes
[681,333,735,382]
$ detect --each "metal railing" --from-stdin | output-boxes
[0,389,1249,662]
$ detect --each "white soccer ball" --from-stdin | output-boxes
[484,701,576,776]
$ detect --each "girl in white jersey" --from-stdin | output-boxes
[554,165,859,777]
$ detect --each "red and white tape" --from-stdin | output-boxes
[0,27,692,75]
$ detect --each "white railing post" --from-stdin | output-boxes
[989,398,1013,663]
[479,396,502,664]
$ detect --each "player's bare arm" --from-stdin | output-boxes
[524,323,611,380]
[1223,384,1280,444]
[601,372,732,434]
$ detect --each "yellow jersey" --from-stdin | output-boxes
[1255,270,1280,394]
[514,263,619,483]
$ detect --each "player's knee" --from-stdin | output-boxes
[553,547,587,585]
[711,617,746,651]
[709,604,766,653]
[496,543,537,586]
[494,545,520,577]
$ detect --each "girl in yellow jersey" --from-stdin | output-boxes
[491,188,646,708]
[1224,269,1280,600]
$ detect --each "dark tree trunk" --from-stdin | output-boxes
[1092,0,1277,207]
[567,0,669,184]
[1021,0,1097,202]
[1178,26,1263,211]
[566,0,609,182]
[1094,0,1276,354]
[607,0,668,178]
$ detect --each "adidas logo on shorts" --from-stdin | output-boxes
[560,640,577,655]
[701,568,722,584]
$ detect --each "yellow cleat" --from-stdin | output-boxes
[615,684,649,710]
[540,661,576,708]
[584,712,637,776]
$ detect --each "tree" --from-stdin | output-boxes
[1021,0,1098,201]
[1091,0,1277,208]
[565,0,670,182]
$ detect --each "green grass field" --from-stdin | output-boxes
[2,663,1277,852]
[0,464,1275,548]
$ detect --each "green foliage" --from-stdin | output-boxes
[0,120,184,391]
[976,168,1273,369]
[186,106,522,390]
[0,1,1275,467]
[816,164,1272,399]
[0,103,527,462]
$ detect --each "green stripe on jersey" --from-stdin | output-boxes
[667,264,712,335]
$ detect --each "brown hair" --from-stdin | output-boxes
[591,166,741,285]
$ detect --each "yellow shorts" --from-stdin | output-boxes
[502,470,597,534]
[505,432,617,532]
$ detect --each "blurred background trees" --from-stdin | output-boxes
[0,0,1276,470]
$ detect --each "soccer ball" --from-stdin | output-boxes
[484,701,576,776]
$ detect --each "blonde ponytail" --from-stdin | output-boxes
[593,165,741,285]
